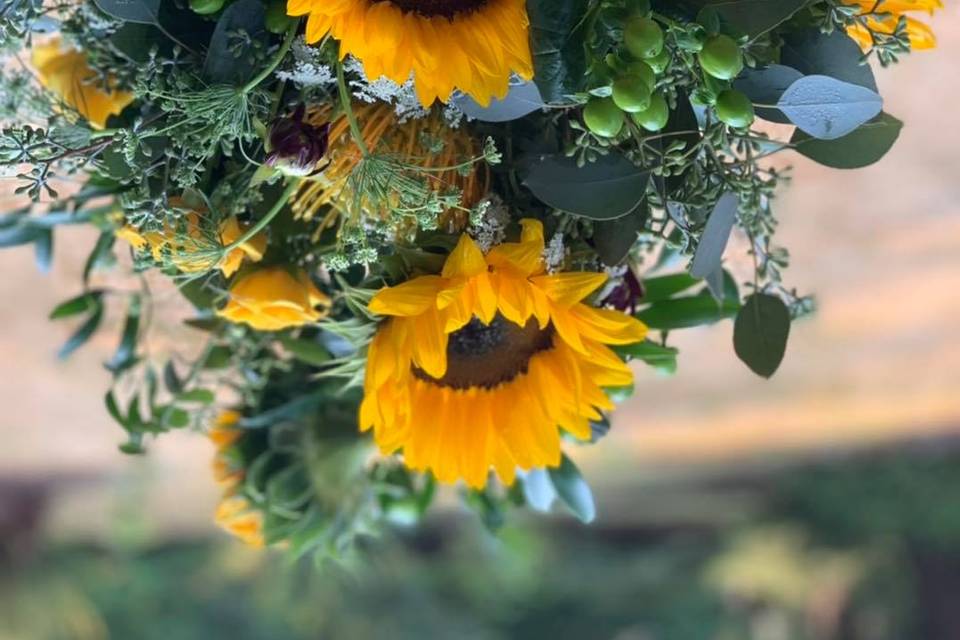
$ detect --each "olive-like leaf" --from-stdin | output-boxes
[523,153,649,220]
[791,112,903,169]
[734,293,791,377]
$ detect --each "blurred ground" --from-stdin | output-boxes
[0,10,959,635]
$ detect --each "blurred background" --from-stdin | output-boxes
[1,10,959,639]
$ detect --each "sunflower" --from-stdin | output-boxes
[292,103,489,232]
[287,0,534,106]
[360,219,647,488]
[31,38,133,129]
[843,0,942,50]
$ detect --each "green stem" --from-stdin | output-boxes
[336,59,369,156]
[243,24,298,94]
[223,179,300,253]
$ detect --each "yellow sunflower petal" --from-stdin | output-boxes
[368,275,444,316]
[531,272,608,307]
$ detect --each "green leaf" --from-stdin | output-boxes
[240,393,324,429]
[523,153,649,220]
[527,0,591,102]
[159,406,191,429]
[592,209,646,265]
[734,64,803,124]
[734,293,791,378]
[203,345,233,369]
[105,391,127,427]
[163,361,183,394]
[34,228,53,274]
[640,273,700,303]
[791,112,903,169]
[203,0,267,85]
[93,0,160,25]
[636,292,739,330]
[83,232,116,285]
[700,0,811,37]
[0,223,43,248]
[49,291,103,320]
[280,336,332,367]
[177,388,216,404]
[547,455,596,524]
[105,295,141,375]
[57,299,105,360]
[615,340,679,374]
[778,75,882,140]
[781,29,877,92]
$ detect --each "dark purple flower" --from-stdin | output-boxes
[602,268,644,315]
[265,105,331,177]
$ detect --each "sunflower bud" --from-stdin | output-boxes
[264,105,330,177]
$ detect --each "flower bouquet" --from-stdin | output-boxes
[0,0,941,555]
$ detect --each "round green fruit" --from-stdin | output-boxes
[645,47,670,74]
[625,60,656,90]
[583,97,625,138]
[189,0,224,14]
[698,35,743,80]
[715,89,755,128]
[265,0,293,33]
[631,93,669,132]
[612,76,652,113]
[624,17,664,60]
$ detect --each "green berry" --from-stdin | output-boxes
[630,93,669,132]
[189,0,224,14]
[265,0,293,33]
[612,76,652,113]
[715,89,755,128]
[645,47,670,74]
[625,60,656,90]
[583,97,625,138]
[698,35,744,80]
[624,17,664,60]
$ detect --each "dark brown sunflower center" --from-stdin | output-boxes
[378,0,490,19]
[414,315,554,390]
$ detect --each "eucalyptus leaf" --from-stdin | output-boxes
[521,469,557,513]
[93,0,159,25]
[203,0,267,85]
[734,64,803,124]
[523,153,649,220]
[548,455,596,524]
[690,192,738,279]
[527,0,591,102]
[453,81,545,122]
[778,75,882,140]
[33,228,53,274]
[700,0,811,37]
[792,112,903,169]
[733,293,791,377]
[593,208,646,265]
[781,29,877,92]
